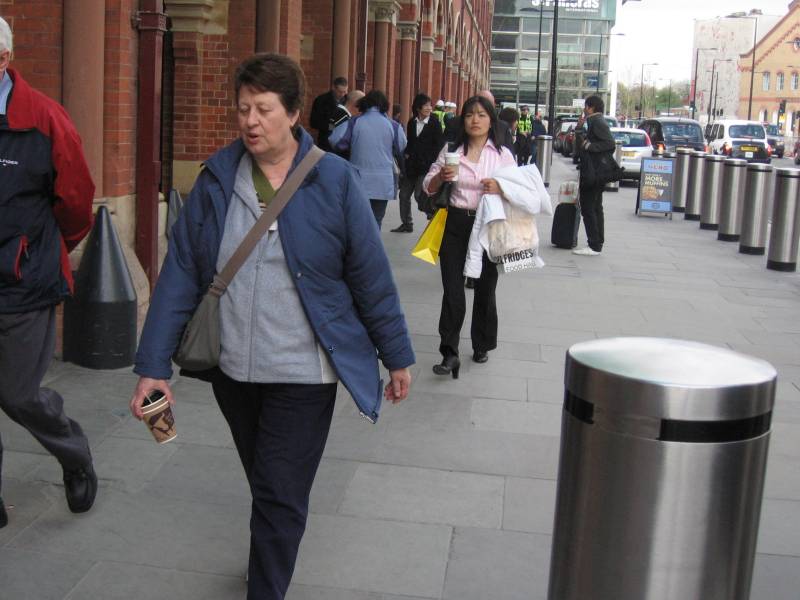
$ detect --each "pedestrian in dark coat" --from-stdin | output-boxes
[309,76,348,150]
[391,93,444,231]
[574,95,616,256]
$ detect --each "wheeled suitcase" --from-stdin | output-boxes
[551,202,581,249]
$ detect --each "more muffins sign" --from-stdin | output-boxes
[638,157,675,217]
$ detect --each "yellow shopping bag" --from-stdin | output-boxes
[411,208,447,265]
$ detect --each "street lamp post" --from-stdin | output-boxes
[639,62,658,119]
[691,47,717,121]
[534,4,544,117]
[546,0,559,135]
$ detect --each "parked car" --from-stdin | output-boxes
[562,124,577,157]
[707,120,770,163]
[554,121,574,152]
[610,127,653,181]
[764,124,785,158]
[639,117,707,153]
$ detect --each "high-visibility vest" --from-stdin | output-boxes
[518,114,533,134]
[433,110,446,130]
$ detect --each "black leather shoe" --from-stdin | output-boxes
[0,498,8,528]
[63,462,98,514]
[391,224,413,233]
[465,277,475,289]
[432,355,461,379]
[472,351,489,363]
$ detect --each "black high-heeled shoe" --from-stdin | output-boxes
[433,355,461,379]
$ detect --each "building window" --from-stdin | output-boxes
[792,72,799,90]
[777,72,785,91]
[762,72,771,91]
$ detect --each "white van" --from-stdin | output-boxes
[707,120,770,163]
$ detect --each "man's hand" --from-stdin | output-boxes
[130,377,174,420]
[384,368,411,404]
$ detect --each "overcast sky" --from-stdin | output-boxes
[610,0,792,85]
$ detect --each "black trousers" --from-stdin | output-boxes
[438,209,499,358]
[579,183,605,252]
[211,374,337,600]
[0,307,91,496]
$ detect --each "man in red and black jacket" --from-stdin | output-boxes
[0,17,97,529]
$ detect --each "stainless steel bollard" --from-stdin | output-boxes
[700,154,726,230]
[739,163,773,255]
[672,148,693,213]
[605,141,623,192]
[766,167,800,271]
[548,337,776,600]
[685,151,706,221]
[536,135,553,188]
[718,158,748,241]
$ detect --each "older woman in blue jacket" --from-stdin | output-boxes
[129,54,414,600]
[329,89,406,229]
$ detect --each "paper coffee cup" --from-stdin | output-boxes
[141,396,177,444]
[445,152,460,181]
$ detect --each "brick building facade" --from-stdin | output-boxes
[1,0,491,295]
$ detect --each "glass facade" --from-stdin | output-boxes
[490,0,616,115]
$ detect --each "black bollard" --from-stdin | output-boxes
[63,205,137,369]
[166,189,183,239]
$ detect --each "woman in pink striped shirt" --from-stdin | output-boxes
[423,96,517,378]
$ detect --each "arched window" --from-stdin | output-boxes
[792,72,799,91]
[777,72,785,91]
[762,72,771,91]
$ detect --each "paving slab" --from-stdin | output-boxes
[0,548,94,600]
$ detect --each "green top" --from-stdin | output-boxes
[251,159,277,211]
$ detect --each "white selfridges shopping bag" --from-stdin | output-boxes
[487,202,545,274]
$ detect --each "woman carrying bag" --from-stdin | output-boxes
[129,54,414,600]
[422,96,516,378]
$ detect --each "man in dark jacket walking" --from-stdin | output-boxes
[309,76,348,151]
[0,17,98,528]
[574,95,616,256]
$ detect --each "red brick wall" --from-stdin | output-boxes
[103,0,137,198]
[280,0,302,61]
[1,0,63,102]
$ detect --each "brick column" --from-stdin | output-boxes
[256,0,281,52]
[333,0,353,80]
[397,22,417,123]
[432,47,443,101]
[371,3,395,91]
[420,35,434,96]
[63,0,104,196]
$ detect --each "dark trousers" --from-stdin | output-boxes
[579,184,605,252]
[438,209,499,358]
[369,199,388,229]
[0,307,91,496]
[211,375,337,600]
[398,175,424,227]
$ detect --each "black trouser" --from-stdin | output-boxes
[211,374,337,600]
[579,183,605,252]
[438,208,499,358]
[397,174,424,227]
[0,307,91,497]
[369,199,388,229]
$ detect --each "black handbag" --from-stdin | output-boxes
[580,151,624,188]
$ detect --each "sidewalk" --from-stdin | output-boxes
[1,154,799,600]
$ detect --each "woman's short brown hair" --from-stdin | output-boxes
[235,53,306,115]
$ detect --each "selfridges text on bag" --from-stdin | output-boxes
[486,202,544,273]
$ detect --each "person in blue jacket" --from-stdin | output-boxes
[129,54,415,600]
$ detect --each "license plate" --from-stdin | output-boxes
[623,151,636,158]
[741,146,758,152]
[745,152,754,158]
